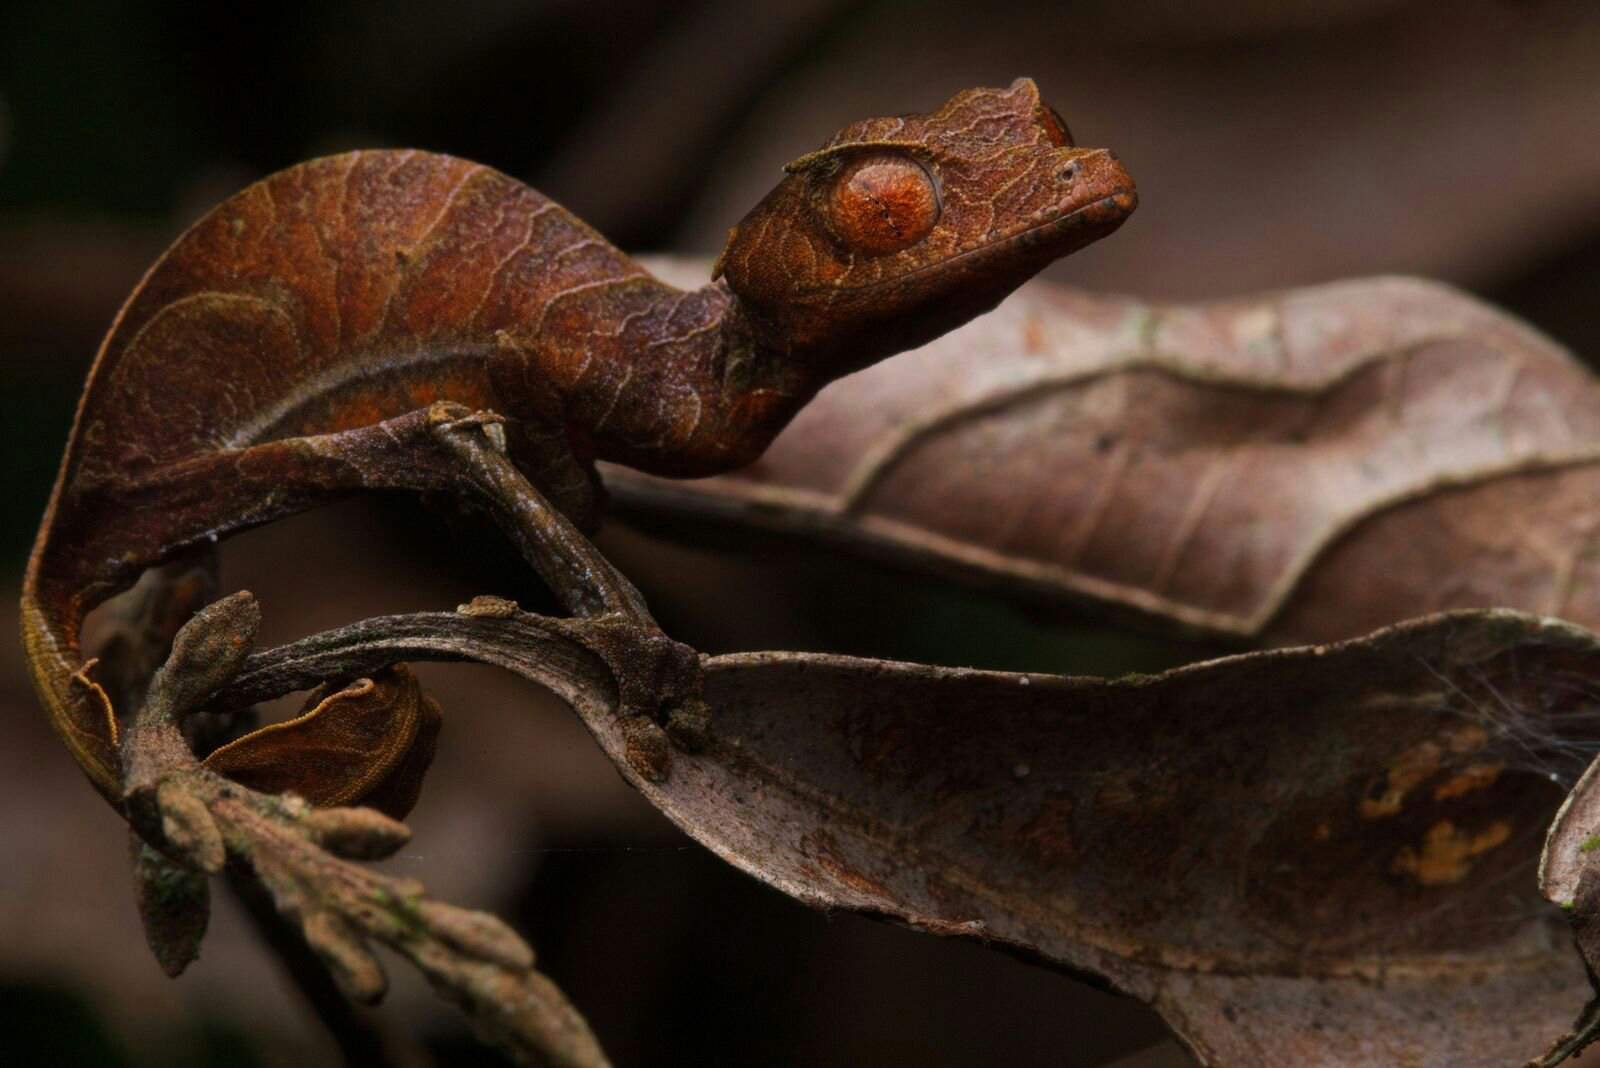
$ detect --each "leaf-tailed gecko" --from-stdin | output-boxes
[22,77,1135,801]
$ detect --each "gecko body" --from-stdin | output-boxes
[23,78,1135,798]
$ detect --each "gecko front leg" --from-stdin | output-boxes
[424,404,647,621]
[424,403,704,777]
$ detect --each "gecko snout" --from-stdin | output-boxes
[1059,147,1137,216]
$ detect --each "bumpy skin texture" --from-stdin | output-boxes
[23,77,1135,800]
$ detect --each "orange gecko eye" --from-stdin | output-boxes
[825,153,940,256]
[1038,104,1074,147]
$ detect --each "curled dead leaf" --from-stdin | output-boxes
[612,610,1600,1066]
[204,664,441,819]
[618,261,1600,647]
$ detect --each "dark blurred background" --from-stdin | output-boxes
[3,1,1598,1065]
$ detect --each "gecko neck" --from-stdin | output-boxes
[540,278,830,479]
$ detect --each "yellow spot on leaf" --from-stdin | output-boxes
[1432,762,1503,801]
[1359,724,1492,820]
[1443,723,1490,754]
[1392,819,1512,886]
[1360,740,1442,819]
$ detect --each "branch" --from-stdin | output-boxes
[122,594,618,1067]
[216,607,620,713]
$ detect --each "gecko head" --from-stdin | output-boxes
[714,78,1136,377]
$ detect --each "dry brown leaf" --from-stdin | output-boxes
[204,664,441,819]
[635,611,1597,1066]
[614,261,1600,646]
[224,601,1600,1063]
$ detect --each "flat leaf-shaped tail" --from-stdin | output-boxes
[21,531,121,800]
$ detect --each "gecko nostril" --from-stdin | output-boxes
[1056,160,1080,182]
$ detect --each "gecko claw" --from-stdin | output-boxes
[426,401,509,453]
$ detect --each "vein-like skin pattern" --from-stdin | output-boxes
[23,77,1135,798]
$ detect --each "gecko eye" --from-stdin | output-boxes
[1037,104,1075,147]
[824,153,940,256]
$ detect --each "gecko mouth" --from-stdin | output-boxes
[800,189,1136,300]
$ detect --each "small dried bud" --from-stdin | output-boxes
[131,836,210,977]
[154,592,260,710]
[306,806,412,860]
[156,780,225,874]
[303,911,388,1004]
[419,900,536,971]
[456,595,519,618]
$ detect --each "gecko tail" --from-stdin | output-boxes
[23,525,224,806]
[20,541,122,802]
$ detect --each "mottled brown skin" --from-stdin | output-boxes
[22,77,1135,800]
